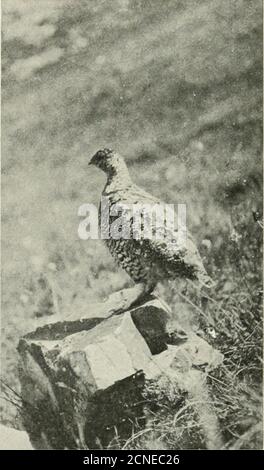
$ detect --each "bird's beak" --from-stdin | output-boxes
[88,154,96,166]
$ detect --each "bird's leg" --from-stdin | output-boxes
[107,282,156,316]
[65,283,156,322]
[127,282,157,309]
[66,283,157,322]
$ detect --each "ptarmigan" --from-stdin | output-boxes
[89,148,214,296]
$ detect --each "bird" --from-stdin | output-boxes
[89,148,214,301]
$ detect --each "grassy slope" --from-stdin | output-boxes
[1,0,262,448]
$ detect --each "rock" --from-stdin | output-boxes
[18,294,223,449]
[0,424,33,450]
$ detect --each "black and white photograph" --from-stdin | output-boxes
[0,0,263,455]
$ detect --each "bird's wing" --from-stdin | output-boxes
[107,184,214,287]
[144,234,214,286]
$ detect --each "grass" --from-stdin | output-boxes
[1,0,263,449]
[139,209,262,450]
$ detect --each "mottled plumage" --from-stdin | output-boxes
[89,148,214,292]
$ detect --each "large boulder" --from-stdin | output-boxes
[0,424,33,450]
[18,296,223,449]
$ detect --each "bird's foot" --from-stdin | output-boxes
[107,283,152,316]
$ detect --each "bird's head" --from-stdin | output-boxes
[89,148,128,177]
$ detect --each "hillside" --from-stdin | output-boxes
[1,0,262,449]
